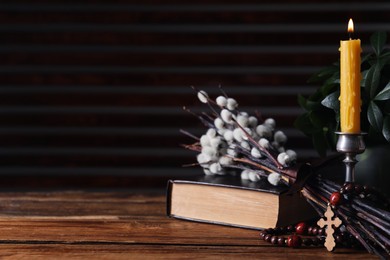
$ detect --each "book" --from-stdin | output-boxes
[167,175,317,230]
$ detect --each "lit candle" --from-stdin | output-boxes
[339,18,362,133]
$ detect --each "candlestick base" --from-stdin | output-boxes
[335,132,366,183]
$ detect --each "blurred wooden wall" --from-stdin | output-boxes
[0,0,388,189]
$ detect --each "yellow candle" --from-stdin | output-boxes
[339,19,361,133]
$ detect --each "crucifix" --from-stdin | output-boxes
[317,204,342,252]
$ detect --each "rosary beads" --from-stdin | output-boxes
[259,182,370,249]
[259,221,358,248]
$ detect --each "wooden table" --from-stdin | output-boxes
[0,191,378,259]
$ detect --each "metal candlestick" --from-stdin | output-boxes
[335,132,366,183]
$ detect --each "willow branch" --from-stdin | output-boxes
[231,118,283,169]
[231,157,277,174]
[180,129,199,141]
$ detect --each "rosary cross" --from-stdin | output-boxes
[317,204,342,252]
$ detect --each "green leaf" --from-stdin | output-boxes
[368,101,383,132]
[362,66,374,93]
[361,53,372,64]
[335,111,340,125]
[321,82,338,97]
[378,51,390,65]
[383,116,390,142]
[312,131,328,157]
[370,32,387,56]
[380,50,390,61]
[309,111,325,128]
[321,91,340,111]
[384,101,390,114]
[374,81,390,101]
[305,99,322,111]
[307,65,338,83]
[294,114,317,135]
[326,125,338,150]
[365,61,385,99]
[297,94,307,109]
[360,69,369,88]
[324,72,340,84]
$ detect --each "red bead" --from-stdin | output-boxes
[354,184,363,194]
[286,225,294,232]
[274,227,282,234]
[335,234,343,243]
[271,236,279,244]
[287,235,302,248]
[264,234,272,242]
[330,191,342,206]
[344,183,354,193]
[278,237,286,246]
[295,222,307,235]
[302,238,312,246]
[307,226,313,235]
[312,237,320,246]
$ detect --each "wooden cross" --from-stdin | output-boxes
[317,204,342,252]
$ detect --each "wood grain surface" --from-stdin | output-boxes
[0,191,378,259]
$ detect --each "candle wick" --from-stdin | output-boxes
[349,32,352,40]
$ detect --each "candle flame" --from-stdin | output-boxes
[348,18,354,33]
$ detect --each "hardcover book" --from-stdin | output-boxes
[167,175,317,230]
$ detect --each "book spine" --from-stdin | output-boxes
[166,180,174,217]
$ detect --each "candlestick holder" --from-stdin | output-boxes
[335,132,366,183]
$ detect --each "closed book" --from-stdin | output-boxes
[167,175,317,230]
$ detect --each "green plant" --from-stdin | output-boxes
[295,32,390,157]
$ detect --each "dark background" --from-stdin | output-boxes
[0,0,388,190]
